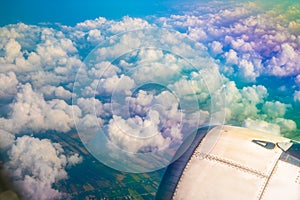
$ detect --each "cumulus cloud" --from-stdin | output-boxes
[294,91,300,103]
[210,41,223,55]
[0,71,18,99]
[87,29,103,44]
[6,136,81,200]
[214,81,268,122]
[108,16,151,34]
[70,28,224,172]
[0,22,96,200]
[267,43,300,76]
[243,118,280,136]
[108,112,171,153]
[0,24,81,78]
[156,1,299,135]
[106,88,194,154]
[225,49,239,65]
[0,83,81,134]
[74,17,107,30]
[262,101,290,119]
[241,85,268,104]
[126,90,154,117]
[238,59,258,82]
[97,75,135,95]
[67,153,83,167]
[78,114,103,130]
[76,97,104,116]
[273,118,297,133]
[159,1,300,81]
[187,27,208,41]
[0,130,15,150]
[3,39,22,63]
[39,85,73,101]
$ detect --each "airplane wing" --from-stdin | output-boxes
[157,125,300,200]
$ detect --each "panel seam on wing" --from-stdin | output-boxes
[196,153,268,178]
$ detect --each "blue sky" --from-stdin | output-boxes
[0,0,178,26]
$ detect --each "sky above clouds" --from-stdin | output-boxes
[0,0,177,26]
[0,0,300,199]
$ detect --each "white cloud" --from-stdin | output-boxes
[243,118,280,135]
[267,43,300,76]
[36,34,78,69]
[168,78,209,103]
[3,39,22,63]
[137,48,164,62]
[97,74,135,95]
[75,17,107,30]
[106,88,186,153]
[1,83,81,134]
[0,130,15,150]
[160,1,300,80]
[294,91,300,103]
[126,90,154,117]
[89,61,121,79]
[238,59,258,82]
[103,34,142,57]
[108,16,151,34]
[67,153,83,167]
[0,72,18,99]
[107,113,171,153]
[78,114,103,130]
[76,97,104,116]
[262,101,290,119]
[6,136,74,200]
[40,85,72,100]
[187,27,208,41]
[210,41,223,55]
[0,24,82,83]
[274,118,297,133]
[87,29,103,44]
[218,2,256,22]
[217,81,268,122]
[241,85,268,104]
[132,62,181,84]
